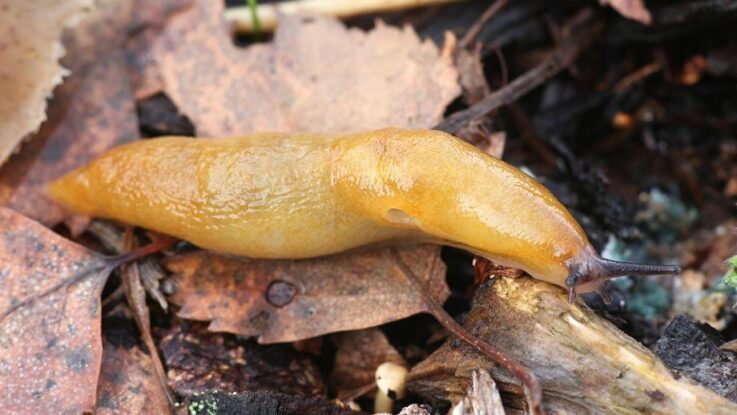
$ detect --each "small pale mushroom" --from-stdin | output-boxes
[374,361,409,413]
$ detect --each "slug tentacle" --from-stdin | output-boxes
[565,252,680,302]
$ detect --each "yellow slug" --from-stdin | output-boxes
[48,128,678,293]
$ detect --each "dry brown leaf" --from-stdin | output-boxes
[0,207,110,414]
[0,0,93,166]
[96,342,171,415]
[153,0,459,135]
[599,0,652,25]
[330,328,405,397]
[125,0,193,100]
[165,246,448,343]
[0,0,139,230]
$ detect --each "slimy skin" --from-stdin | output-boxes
[48,128,678,293]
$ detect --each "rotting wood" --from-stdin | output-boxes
[409,274,737,414]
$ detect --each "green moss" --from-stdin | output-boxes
[723,255,737,288]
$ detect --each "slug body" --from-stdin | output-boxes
[49,128,678,292]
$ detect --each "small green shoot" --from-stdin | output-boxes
[248,0,262,38]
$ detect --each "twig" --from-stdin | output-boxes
[121,229,177,411]
[391,247,543,415]
[435,10,604,135]
[613,61,662,93]
[458,0,508,50]
[225,0,469,33]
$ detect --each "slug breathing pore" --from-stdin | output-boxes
[48,128,680,298]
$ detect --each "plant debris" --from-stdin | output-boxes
[0,0,138,230]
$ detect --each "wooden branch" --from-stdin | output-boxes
[409,275,737,414]
[225,0,468,33]
[435,10,603,135]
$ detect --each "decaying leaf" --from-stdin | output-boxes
[0,207,109,414]
[330,328,405,398]
[0,0,92,166]
[160,320,326,398]
[599,0,652,25]
[152,0,460,136]
[96,342,171,415]
[166,246,448,343]
[0,0,139,230]
[125,0,192,100]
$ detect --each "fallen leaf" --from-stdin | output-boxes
[599,0,652,25]
[0,0,139,229]
[152,0,459,136]
[0,0,92,166]
[160,320,326,398]
[96,342,171,415]
[165,246,448,343]
[0,207,109,414]
[330,328,405,398]
[125,0,193,100]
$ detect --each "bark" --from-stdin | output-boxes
[409,276,737,414]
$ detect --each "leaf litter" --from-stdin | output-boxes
[0,0,138,231]
[0,0,483,412]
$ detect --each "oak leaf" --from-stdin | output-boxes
[152,0,460,135]
[165,246,448,343]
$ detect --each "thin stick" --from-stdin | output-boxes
[121,230,177,410]
[225,0,469,33]
[435,10,603,135]
[612,62,662,93]
[458,0,508,49]
[391,248,544,415]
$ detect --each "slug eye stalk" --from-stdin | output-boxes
[565,256,681,303]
